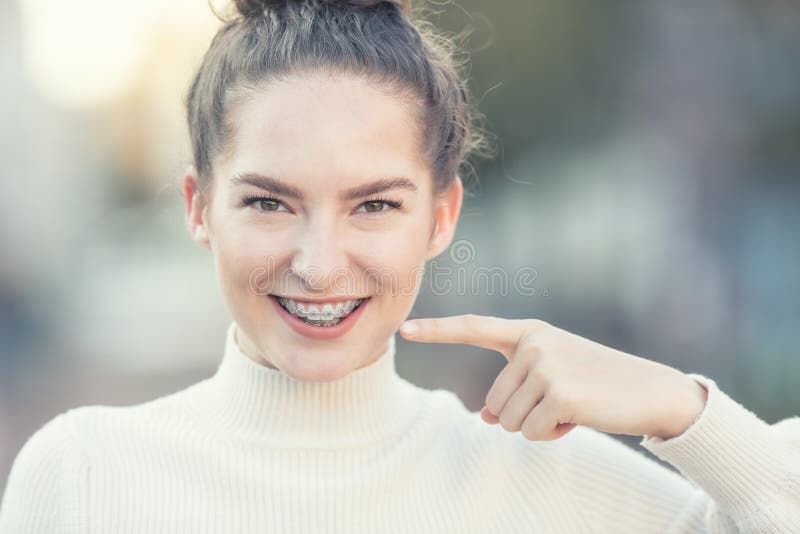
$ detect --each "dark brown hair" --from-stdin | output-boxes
[184,0,492,199]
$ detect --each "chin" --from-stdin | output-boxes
[275,351,359,383]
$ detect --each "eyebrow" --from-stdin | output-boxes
[230,172,418,201]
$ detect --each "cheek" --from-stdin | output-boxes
[354,226,429,297]
[212,225,290,297]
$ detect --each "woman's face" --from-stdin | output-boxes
[183,73,463,382]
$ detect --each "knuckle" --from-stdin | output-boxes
[520,420,537,441]
[428,319,442,335]
[484,393,502,416]
[463,314,481,330]
[527,318,550,331]
[518,339,544,365]
[518,333,536,351]
[499,413,516,433]
[525,369,548,389]
[546,384,573,412]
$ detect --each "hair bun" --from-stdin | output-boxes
[234,0,410,19]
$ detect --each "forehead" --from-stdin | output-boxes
[223,73,427,188]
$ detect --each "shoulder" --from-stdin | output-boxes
[0,408,90,530]
[4,402,139,478]
[411,385,478,436]
[414,385,565,467]
[1,403,146,529]
[5,409,84,473]
[60,380,211,451]
[412,387,591,511]
[398,383,668,473]
[4,406,98,476]
[6,381,207,474]
[511,421,685,482]
[446,404,692,493]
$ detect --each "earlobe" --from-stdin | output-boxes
[194,205,208,246]
[193,213,209,246]
[182,167,212,250]
[426,175,464,261]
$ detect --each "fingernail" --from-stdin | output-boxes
[400,321,418,334]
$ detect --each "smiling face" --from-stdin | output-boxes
[183,72,463,382]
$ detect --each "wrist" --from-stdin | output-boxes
[651,375,709,440]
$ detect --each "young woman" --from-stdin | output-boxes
[1,0,798,532]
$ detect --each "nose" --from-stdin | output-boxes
[290,219,351,296]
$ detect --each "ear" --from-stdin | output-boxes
[182,166,212,250]
[426,175,464,260]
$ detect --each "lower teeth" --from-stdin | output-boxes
[303,318,342,327]
[298,313,348,327]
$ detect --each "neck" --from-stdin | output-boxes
[234,324,389,373]
[200,321,421,449]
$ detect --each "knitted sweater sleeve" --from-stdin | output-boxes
[0,410,87,534]
[511,373,800,532]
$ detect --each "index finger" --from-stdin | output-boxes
[399,314,536,359]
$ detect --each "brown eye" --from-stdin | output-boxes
[258,199,281,211]
[356,198,403,215]
[363,201,384,213]
[242,195,288,213]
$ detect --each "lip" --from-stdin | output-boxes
[269,294,369,340]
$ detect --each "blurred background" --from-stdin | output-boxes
[1,0,799,492]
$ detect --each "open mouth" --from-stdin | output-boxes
[271,295,368,328]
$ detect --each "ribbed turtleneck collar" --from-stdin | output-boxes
[201,321,423,449]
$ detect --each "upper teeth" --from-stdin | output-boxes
[278,297,362,319]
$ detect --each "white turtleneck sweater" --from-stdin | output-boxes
[2,321,799,533]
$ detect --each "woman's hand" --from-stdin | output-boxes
[399,315,708,442]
